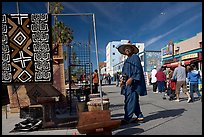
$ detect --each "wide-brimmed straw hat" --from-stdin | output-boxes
[117,43,139,55]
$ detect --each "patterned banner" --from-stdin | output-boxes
[2,14,53,83]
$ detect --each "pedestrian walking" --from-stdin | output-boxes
[151,66,158,93]
[107,73,111,85]
[100,74,103,86]
[92,69,99,93]
[116,72,120,87]
[162,66,169,92]
[167,67,176,101]
[187,64,202,102]
[117,42,147,125]
[155,67,167,99]
[172,61,191,102]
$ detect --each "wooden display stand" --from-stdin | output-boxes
[6,43,66,113]
[37,97,59,128]
[77,110,121,135]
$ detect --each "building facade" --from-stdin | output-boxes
[162,32,202,70]
[143,50,162,85]
[105,40,162,84]
[106,41,122,77]
[161,32,202,91]
[112,42,145,71]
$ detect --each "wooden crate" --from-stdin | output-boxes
[77,110,121,135]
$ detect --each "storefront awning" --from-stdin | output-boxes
[165,59,194,68]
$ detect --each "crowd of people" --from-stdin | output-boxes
[81,42,202,127]
[150,62,202,103]
[76,42,201,128]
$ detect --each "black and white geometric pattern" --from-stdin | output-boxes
[2,13,53,83]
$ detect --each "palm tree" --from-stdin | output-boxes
[49,2,64,14]
[49,2,74,59]
[49,2,73,44]
[49,2,74,82]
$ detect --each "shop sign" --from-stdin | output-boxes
[161,46,173,56]
[181,53,198,60]
[163,58,179,64]
[161,40,174,57]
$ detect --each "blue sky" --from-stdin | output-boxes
[2,2,202,70]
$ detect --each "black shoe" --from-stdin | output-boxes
[188,100,194,103]
[162,96,166,100]
[168,97,173,101]
[198,96,202,101]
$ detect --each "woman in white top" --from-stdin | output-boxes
[151,66,157,93]
[151,66,158,93]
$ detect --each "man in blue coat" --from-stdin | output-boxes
[117,42,147,125]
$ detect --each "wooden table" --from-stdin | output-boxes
[77,110,121,135]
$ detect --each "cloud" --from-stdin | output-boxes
[62,2,92,23]
[62,2,124,27]
[88,2,134,38]
[145,13,201,48]
[89,2,124,24]
[62,2,77,12]
[139,2,200,33]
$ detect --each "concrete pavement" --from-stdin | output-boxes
[106,84,202,135]
[2,84,202,135]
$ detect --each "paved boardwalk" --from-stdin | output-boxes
[2,85,202,135]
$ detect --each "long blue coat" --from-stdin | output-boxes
[121,54,147,121]
[121,54,147,96]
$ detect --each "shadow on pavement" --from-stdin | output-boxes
[114,127,144,135]
[112,121,143,135]
[111,113,124,118]
[112,108,186,135]
[143,108,186,123]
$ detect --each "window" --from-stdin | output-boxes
[113,45,115,48]
[199,42,202,48]
[175,47,179,55]
[113,53,115,55]
[175,51,179,55]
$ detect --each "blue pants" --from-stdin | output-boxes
[189,83,201,101]
[157,81,165,93]
[124,88,141,121]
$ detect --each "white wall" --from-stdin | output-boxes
[110,41,145,75]
[106,41,123,76]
